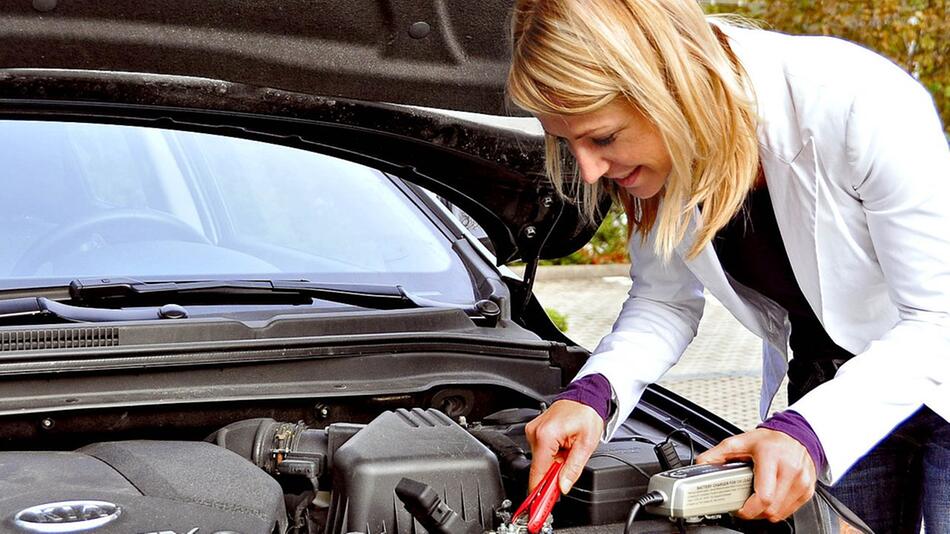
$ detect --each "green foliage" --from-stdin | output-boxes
[706,0,949,137]
[543,204,630,265]
[545,307,569,332]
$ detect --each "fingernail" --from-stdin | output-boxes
[559,477,571,494]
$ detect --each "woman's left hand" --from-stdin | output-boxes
[695,428,817,522]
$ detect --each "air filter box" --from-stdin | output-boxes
[327,408,504,534]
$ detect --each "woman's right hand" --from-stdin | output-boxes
[525,399,605,494]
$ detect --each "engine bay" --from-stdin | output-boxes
[0,395,804,534]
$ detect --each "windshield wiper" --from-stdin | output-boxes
[0,296,189,322]
[68,278,418,310]
[0,279,497,324]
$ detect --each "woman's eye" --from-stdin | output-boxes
[592,134,616,147]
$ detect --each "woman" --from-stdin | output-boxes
[506,0,950,531]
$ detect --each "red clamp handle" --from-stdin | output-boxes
[512,461,564,534]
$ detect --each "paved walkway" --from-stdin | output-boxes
[526,264,788,430]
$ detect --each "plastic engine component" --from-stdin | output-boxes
[558,441,664,526]
[395,477,482,534]
[327,408,504,534]
[0,441,287,534]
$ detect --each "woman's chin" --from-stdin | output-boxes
[624,177,664,199]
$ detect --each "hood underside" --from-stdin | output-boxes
[1,0,518,115]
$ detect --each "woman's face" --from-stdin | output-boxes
[537,99,672,199]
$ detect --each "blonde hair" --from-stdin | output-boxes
[507,0,760,259]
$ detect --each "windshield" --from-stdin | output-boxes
[0,120,475,304]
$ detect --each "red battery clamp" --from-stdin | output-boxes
[511,461,564,534]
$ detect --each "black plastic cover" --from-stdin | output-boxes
[328,408,504,534]
[559,441,664,527]
[0,441,287,533]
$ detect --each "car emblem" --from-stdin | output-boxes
[14,500,121,533]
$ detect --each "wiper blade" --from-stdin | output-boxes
[68,278,419,310]
[0,296,187,322]
[0,279,496,324]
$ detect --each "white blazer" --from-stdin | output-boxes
[574,24,950,485]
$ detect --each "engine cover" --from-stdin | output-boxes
[327,408,504,534]
[0,441,286,534]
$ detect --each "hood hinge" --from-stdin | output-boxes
[517,254,541,316]
[516,195,563,316]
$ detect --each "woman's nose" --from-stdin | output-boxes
[574,146,609,185]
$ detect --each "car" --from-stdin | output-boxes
[0,2,870,534]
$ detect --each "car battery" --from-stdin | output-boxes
[557,440,667,526]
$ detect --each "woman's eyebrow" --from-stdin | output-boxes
[542,124,615,141]
[573,125,614,141]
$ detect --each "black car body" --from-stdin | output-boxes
[0,2,868,534]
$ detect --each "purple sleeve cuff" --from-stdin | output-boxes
[758,410,827,474]
[554,373,612,422]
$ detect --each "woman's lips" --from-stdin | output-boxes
[612,166,642,188]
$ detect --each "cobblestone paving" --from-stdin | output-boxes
[529,264,788,430]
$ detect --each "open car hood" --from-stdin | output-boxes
[0,0,606,264]
[1,0,516,115]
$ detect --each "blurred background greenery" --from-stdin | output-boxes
[542,207,630,265]
[545,307,569,332]
[706,0,948,137]
[544,0,948,266]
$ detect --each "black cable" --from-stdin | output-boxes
[588,451,654,481]
[622,491,665,534]
[623,503,644,534]
[614,434,658,446]
[664,428,695,466]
